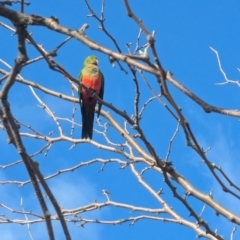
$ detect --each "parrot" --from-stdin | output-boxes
[78,56,104,139]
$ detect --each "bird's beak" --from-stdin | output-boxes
[95,59,99,65]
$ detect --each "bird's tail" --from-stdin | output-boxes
[81,106,94,139]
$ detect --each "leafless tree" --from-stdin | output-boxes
[0,1,239,240]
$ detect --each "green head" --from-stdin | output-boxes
[84,55,98,66]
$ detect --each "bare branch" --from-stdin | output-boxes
[210,47,240,87]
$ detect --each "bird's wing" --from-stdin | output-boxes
[97,71,104,117]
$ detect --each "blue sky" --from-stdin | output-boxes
[1,1,240,239]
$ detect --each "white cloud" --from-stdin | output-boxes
[206,127,240,212]
[49,175,103,240]
[49,175,98,209]
[1,227,19,240]
[0,173,104,240]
